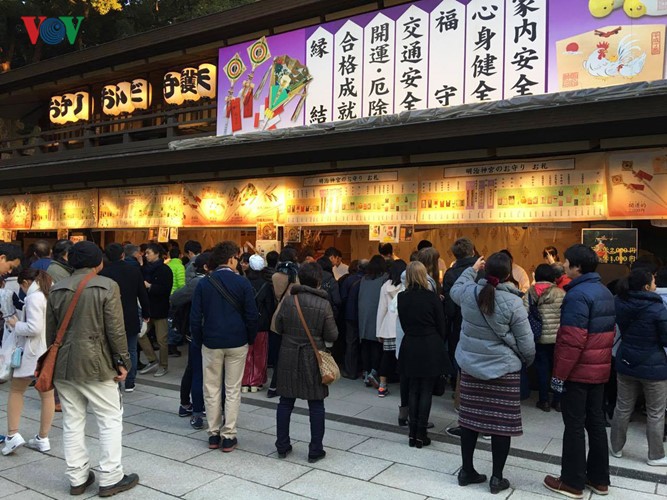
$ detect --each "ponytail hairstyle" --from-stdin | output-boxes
[477,252,512,315]
[617,268,654,299]
[17,268,52,297]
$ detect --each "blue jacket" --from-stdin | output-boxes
[615,291,667,381]
[31,258,52,271]
[190,268,259,349]
[554,272,616,384]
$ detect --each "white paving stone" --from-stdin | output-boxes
[350,438,461,474]
[263,421,369,451]
[184,475,303,500]
[0,476,27,498]
[122,428,210,461]
[282,469,426,500]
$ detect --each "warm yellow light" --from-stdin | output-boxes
[180,67,200,102]
[164,72,184,105]
[197,63,217,99]
[131,79,152,110]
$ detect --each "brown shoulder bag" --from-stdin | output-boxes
[294,295,340,386]
[34,272,96,392]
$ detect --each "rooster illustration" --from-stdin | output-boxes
[584,35,647,78]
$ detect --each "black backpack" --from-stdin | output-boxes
[527,293,543,341]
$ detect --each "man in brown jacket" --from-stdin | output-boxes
[46,241,138,497]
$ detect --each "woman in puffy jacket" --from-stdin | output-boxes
[3,269,54,455]
[610,268,667,466]
[450,253,535,494]
[523,264,565,412]
[375,259,407,398]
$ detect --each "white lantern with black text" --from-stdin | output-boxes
[49,95,64,125]
[131,79,152,110]
[163,71,184,105]
[197,63,217,99]
[115,81,134,114]
[72,91,91,122]
[102,85,121,116]
[180,67,200,102]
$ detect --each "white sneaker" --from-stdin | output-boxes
[27,434,50,453]
[2,433,25,455]
[647,457,667,466]
[610,448,623,458]
[154,367,168,377]
[139,361,158,374]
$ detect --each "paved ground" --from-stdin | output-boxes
[0,351,665,499]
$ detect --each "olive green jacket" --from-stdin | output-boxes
[46,268,130,382]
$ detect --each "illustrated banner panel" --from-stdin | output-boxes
[98,185,183,228]
[32,189,98,230]
[0,195,31,230]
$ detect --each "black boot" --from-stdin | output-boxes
[408,423,417,448]
[398,406,409,426]
[416,427,431,449]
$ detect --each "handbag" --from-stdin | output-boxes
[34,271,96,393]
[294,294,340,386]
[10,347,22,369]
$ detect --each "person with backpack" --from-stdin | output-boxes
[243,254,276,392]
[523,264,566,412]
[610,268,667,466]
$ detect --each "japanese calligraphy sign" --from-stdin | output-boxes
[102,79,152,116]
[49,91,91,124]
[284,169,419,226]
[607,149,667,219]
[31,189,98,230]
[181,179,284,227]
[163,63,217,105]
[98,185,183,228]
[418,154,607,224]
[217,0,667,137]
[0,195,31,230]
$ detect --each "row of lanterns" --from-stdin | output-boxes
[49,63,217,125]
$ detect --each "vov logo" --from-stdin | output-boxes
[21,17,85,45]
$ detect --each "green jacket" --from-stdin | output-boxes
[46,268,130,382]
[167,258,185,294]
[46,259,73,284]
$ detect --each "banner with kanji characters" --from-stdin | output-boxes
[418,155,608,224]
[0,195,31,230]
[98,186,183,228]
[284,168,419,226]
[217,0,667,137]
[182,179,284,227]
[31,189,98,230]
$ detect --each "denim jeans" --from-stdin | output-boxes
[180,342,205,416]
[276,397,325,455]
[126,332,138,386]
[167,318,184,346]
[560,382,609,490]
[534,343,560,404]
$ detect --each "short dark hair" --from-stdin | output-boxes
[656,268,667,288]
[390,259,407,286]
[184,240,202,255]
[451,238,474,260]
[209,241,240,269]
[564,244,598,274]
[266,251,279,268]
[378,243,393,257]
[317,256,333,273]
[34,239,51,258]
[0,243,22,261]
[417,240,432,251]
[145,243,162,256]
[239,252,252,264]
[618,268,654,298]
[551,262,566,278]
[499,249,514,263]
[53,239,73,260]
[169,248,180,259]
[366,255,387,279]
[105,243,124,262]
[324,247,342,258]
[534,263,557,283]
[279,246,298,263]
[124,244,140,257]
[298,262,323,288]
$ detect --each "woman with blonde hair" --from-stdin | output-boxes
[397,261,449,448]
[2,268,54,455]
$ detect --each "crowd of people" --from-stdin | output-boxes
[0,234,666,498]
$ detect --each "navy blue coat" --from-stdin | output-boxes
[615,291,667,381]
[190,268,259,349]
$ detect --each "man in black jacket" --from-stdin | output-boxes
[443,238,481,438]
[138,243,173,377]
[99,243,151,392]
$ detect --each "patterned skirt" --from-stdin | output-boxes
[458,370,523,437]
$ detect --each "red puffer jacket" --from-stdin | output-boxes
[553,273,616,384]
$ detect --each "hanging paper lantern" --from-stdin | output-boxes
[197,63,217,99]
[180,67,200,102]
[102,85,121,116]
[130,79,152,110]
[49,95,64,125]
[163,71,184,105]
[72,91,91,122]
[115,81,134,114]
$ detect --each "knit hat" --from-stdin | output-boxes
[249,254,265,271]
[69,241,103,269]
